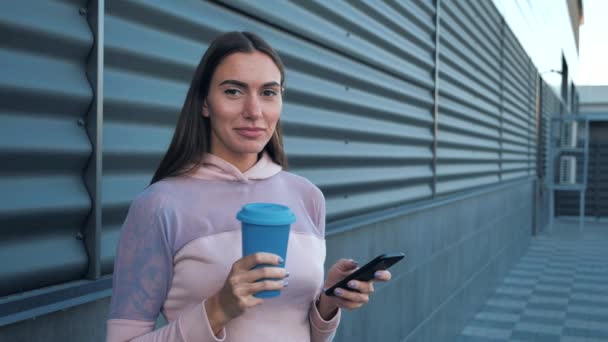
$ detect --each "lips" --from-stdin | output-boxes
[235,127,266,138]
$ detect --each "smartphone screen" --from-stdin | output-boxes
[324,252,405,296]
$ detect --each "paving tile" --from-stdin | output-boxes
[572,283,608,293]
[511,330,562,342]
[514,322,562,335]
[567,305,608,317]
[461,325,511,339]
[561,336,608,342]
[534,284,571,294]
[565,319,608,333]
[487,298,527,310]
[571,293,608,304]
[563,326,608,339]
[458,222,608,342]
[495,286,533,297]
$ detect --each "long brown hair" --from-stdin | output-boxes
[150,31,288,184]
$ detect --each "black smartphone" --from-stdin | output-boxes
[324,252,405,296]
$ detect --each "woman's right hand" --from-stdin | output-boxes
[205,252,288,335]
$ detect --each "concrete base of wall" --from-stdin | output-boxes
[0,298,110,342]
[327,179,533,342]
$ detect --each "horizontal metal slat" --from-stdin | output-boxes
[439,96,501,129]
[102,122,172,172]
[101,225,122,274]
[0,114,90,173]
[283,103,433,145]
[436,164,500,178]
[0,235,87,296]
[102,174,151,215]
[0,0,91,60]
[0,49,91,117]
[297,165,432,194]
[0,176,90,222]
[439,81,501,119]
[437,130,500,151]
[436,174,500,195]
[502,170,529,180]
[325,183,432,221]
[285,136,432,164]
[437,148,500,162]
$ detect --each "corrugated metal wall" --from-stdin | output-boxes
[0,0,92,296]
[1,0,541,324]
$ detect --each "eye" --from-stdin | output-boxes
[224,88,242,96]
[262,89,278,97]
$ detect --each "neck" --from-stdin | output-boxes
[212,151,259,173]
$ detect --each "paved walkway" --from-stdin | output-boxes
[459,220,608,342]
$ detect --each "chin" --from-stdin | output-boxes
[234,143,267,155]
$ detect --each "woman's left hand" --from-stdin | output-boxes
[316,259,392,320]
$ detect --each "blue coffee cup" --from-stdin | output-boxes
[237,203,296,298]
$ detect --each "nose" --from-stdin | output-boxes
[244,94,262,119]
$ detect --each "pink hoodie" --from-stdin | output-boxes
[106,153,340,341]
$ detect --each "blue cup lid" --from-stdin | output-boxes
[236,203,296,226]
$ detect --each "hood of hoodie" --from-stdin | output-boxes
[189,152,282,182]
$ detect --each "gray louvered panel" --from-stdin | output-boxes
[437,0,502,194]
[502,25,536,180]
[0,0,92,296]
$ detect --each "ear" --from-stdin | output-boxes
[202,99,210,118]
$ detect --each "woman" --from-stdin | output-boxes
[106,31,391,342]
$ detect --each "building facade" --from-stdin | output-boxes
[0,1,581,341]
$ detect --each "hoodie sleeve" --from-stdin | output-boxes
[307,186,341,341]
[106,193,226,342]
[309,297,341,342]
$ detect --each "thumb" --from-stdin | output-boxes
[335,258,359,272]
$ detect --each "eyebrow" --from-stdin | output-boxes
[219,80,281,88]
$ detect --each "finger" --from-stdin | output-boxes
[345,280,374,294]
[373,270,392,282]
[248,279,287,295]
[237,252,283,270]
[242,266,288,283]
[333,288,369,304]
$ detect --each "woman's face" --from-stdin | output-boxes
[203,51,282,169]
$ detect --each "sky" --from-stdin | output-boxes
[576,0,608,85]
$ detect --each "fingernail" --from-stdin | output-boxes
[278,257,285,264]
[334,288,343,296]
[348,280,357,289]
[350,259,359,266]
[285,271,290,278]
[374,271,382,278]
[283,280,289,287]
